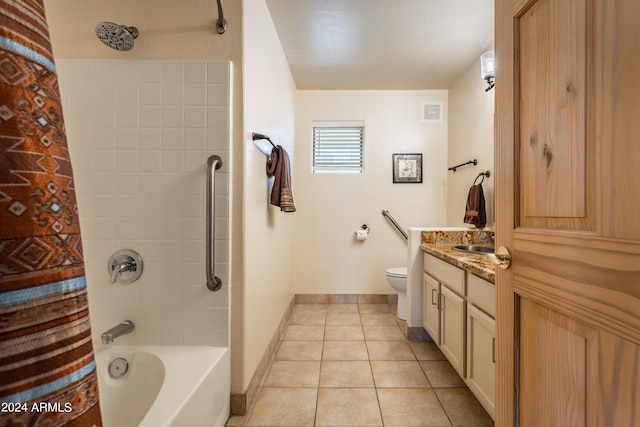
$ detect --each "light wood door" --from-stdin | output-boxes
[495,0,640,425]
[440,285,466,378]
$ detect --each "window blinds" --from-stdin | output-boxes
[312,126,364,173]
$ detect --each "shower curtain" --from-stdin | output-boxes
[0,1,103,425]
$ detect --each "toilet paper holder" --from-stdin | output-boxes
[354,224,370,235]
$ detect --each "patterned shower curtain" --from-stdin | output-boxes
[0,1,103,426]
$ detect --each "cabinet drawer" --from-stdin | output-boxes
[467,274,495,317]
[424,253,465,296]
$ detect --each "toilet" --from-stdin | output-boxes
[385,267,407,320]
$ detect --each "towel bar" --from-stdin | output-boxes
[448,159,477,172]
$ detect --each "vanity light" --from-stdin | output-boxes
[480,50,495,92]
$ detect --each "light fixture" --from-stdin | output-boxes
[480,50,495,92]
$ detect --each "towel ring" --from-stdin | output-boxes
[473,171,491,185]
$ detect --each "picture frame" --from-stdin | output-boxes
[392,153,423,183]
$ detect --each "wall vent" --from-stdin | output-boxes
[421,102,443,123]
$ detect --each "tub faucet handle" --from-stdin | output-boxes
[108,249,143,284]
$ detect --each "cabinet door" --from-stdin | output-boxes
[466,303,495,419]
[440,285,465,378]
[422,273,440,344]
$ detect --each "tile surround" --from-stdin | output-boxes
[57,59,231,348]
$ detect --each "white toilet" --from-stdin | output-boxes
[385,267,407,320]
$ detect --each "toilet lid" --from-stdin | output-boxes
[386,267,407,278]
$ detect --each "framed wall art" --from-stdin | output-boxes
[392,153,423,183]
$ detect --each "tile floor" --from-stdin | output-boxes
[226,303,494,427]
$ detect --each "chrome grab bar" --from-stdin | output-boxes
[206,155,223,292]
[381,209,408,240]
[215,0,227,34]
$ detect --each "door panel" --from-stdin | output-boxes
[518,0,589,226]
[519,299,592,427]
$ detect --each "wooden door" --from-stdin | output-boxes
[495,0,640,425]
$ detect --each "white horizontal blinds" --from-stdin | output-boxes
[312,125,364,173]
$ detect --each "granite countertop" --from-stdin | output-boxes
[420,230,496,283]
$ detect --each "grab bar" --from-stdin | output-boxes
[215,0,227,34]
[206,155,223,292]
[381,209,408,241]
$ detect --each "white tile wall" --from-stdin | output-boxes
[57,59,232,348]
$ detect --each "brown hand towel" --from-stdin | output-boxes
[266,145,296,212]
[463,183,486,228]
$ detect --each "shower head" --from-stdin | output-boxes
[95,22,139,51]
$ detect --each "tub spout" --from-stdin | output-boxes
[101,320,135,344]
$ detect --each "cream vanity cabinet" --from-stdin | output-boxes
[422,254,466,377]
[423,253,495,419]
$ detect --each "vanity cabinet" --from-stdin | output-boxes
[440,284,466,377]
[422,273,440,344]
[467,302,495,419]
[423,254,467,378]
[423,252,495,418]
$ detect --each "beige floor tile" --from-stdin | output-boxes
[360,312,398,325]
[326,312,361,325]
[320,361,375,387]
[283,325,325,341]
[263,361,321,387]
[322,341,369,361]
[327,303,359,314]
[246,387,317,426]
[289,310,327,326]
[366,340,416,361]
[358,303,391,313]
[420,360,466,387]
[363,325,406,340]
[409,340,447,360]
[377,388,453,427]
[435,388,494,427]
[324,325,364,341]
[371,360,431,388]
[276,340,324,361]
[316,388,383,426]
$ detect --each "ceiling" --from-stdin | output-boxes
[265,0,494,90]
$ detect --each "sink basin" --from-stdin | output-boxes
[452,245,495,255]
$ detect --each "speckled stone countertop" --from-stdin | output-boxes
[420,230,496,283]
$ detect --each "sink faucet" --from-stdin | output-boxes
[101,320,135,344]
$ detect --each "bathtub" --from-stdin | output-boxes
[96,346,230,427]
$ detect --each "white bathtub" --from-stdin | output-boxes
[96,346,230,427]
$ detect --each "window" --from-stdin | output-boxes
[312,123,364,173]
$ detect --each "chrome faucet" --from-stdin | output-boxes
[101,320,135,344]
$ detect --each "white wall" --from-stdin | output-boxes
[57,59,232,348]
[241,0,297,392]
[447,52,495,228]
[294,91,448,294]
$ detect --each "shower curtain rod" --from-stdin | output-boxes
[216,0,227,34]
